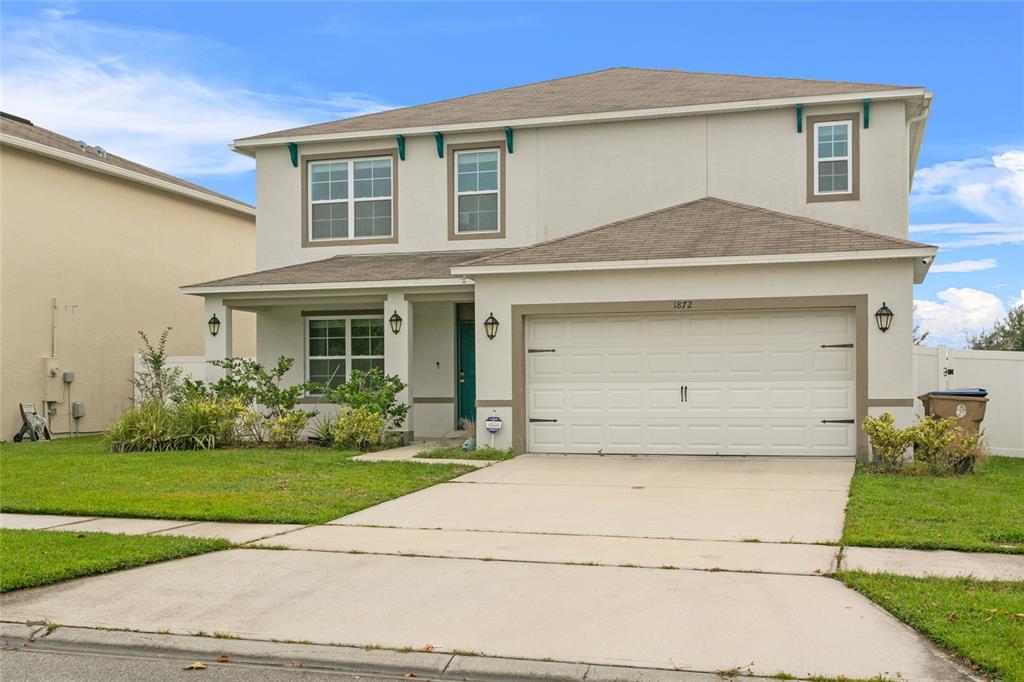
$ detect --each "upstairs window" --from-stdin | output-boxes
[454,149,500,234]
[807,114,858,202]
[308,155,394,242]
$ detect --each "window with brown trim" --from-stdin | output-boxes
[447,141,506,240]
[301,149,399,247]
[806,113,859,203]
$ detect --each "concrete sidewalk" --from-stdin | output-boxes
[352,441,491,467]
[0,513,301,544]
[0,549,973,681]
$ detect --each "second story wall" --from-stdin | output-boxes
[255,98,911,269]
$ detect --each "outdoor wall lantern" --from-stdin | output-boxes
[484,313,500,340]
[874,302,894,333]
[207,314,221,337]
[389,311,403,335]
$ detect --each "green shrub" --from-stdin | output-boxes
[309,415,335,446]
[330,407,385,451]
[320,369,408,432]
[910,415,985,474]
[863,412,914,472]
[133,327,184,404]
[266,411,310,447]
[105,398,241,452]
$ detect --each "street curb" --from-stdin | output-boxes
[1,622,780,681]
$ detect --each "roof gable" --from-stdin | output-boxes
[238,67,918,142]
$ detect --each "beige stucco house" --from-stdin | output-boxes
[1,113,256,439]
[184,67,936,459]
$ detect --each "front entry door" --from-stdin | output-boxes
[457,319,476,428]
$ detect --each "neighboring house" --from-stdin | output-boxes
[183,67,936,459]
[0,112,256,439]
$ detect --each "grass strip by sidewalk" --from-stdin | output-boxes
[842,456,1024,554]
[414,446,516,461]
[0,529,230,592]
[839,571,1024,682]
[0,436,474,524]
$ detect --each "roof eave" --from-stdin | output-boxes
[233,88,929,150]
[1,133,255,216]
[181,276,472,296]
[452,247,939,283]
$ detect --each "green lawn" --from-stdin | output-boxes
[843,456,1024,554]
[414,446,516,461]
[0,529,229,592]
[840,572,1024,682]
[0,436,474,524]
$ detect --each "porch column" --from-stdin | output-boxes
[384,291,414,438]
[203,297,233,382]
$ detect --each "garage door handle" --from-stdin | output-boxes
[820,419,855,424]
[529,418,558,423]
[820,343,854,348]
[680,385,688,402]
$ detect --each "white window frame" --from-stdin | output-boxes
[305,315,385,393]
[813,120,853,196]
[453,148,501,234]
[308,156,393,242]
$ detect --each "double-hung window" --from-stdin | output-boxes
[309,156,393,241]
[454,149,500,233]
[813,120,852,196]
[306,316,385,391]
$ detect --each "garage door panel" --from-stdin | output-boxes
[526,309,856,456]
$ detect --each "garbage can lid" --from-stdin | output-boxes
[929,388,988,397]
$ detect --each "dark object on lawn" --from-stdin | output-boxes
[918,388,989,434]
[12,403,52,442]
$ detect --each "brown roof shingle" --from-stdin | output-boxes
[459,198,932,268]
[240,67,918,141]
[187,249,507,289]
[0,113,253,211]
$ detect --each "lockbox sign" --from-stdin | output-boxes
[485,416,503,433]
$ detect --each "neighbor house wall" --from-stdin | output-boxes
[254,100,910,269]
[0,146,256,438]
[471,258,916,455]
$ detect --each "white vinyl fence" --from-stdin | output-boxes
[912,346,1024,457]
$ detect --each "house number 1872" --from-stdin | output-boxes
[673,300,693,310]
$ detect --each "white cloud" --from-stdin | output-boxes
[930,258,998,273]
[914,288,1007,347]
[0,11,393,176]
[913,150,1024,225]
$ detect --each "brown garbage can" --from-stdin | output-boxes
[918,388,989,433]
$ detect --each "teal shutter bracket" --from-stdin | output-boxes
[795,104,803,133]
[395,134,406,161]
[504,126,514,153]
[287,142,298,168]
[434,132,444,158]
[863,99,871,129]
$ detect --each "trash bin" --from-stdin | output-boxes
[918,388,989,433]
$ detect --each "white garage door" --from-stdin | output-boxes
[526,308,856,456]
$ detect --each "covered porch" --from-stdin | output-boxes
[182,251,495,440]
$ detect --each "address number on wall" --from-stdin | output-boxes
[673,300,694,310]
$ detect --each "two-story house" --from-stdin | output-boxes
[184,67,936,459]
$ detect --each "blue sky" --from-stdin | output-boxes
[2,2,1021,346]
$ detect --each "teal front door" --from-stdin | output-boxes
[457,320,476,427]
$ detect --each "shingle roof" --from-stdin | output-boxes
[187,249,507,289]
[240,67,918,141]
[0,113,253,211]
[460,198,932,269]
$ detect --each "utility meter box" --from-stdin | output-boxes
[43,357,63,402]
[72,401,86,419]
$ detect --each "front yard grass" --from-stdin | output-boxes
[0,529,229,592]
[415,446,516,461]
[839,571,1024,682]
[0,436,474,524]
[842,456,1024,554]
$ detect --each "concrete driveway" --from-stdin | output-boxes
[0,454,973,681]
[332,454,855,543]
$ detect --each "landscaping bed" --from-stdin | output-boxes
[0,529,229,592]
[0,436,475,524]
[843,456,1024,554]
[839,571,1024,681]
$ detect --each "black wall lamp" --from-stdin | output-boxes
[208,314,221,337]
[389,311,403,334]
[484,313,499,340]
[875,302,894,333]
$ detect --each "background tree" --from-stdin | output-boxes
[968,304,1024,351]
[912,305,930,346]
